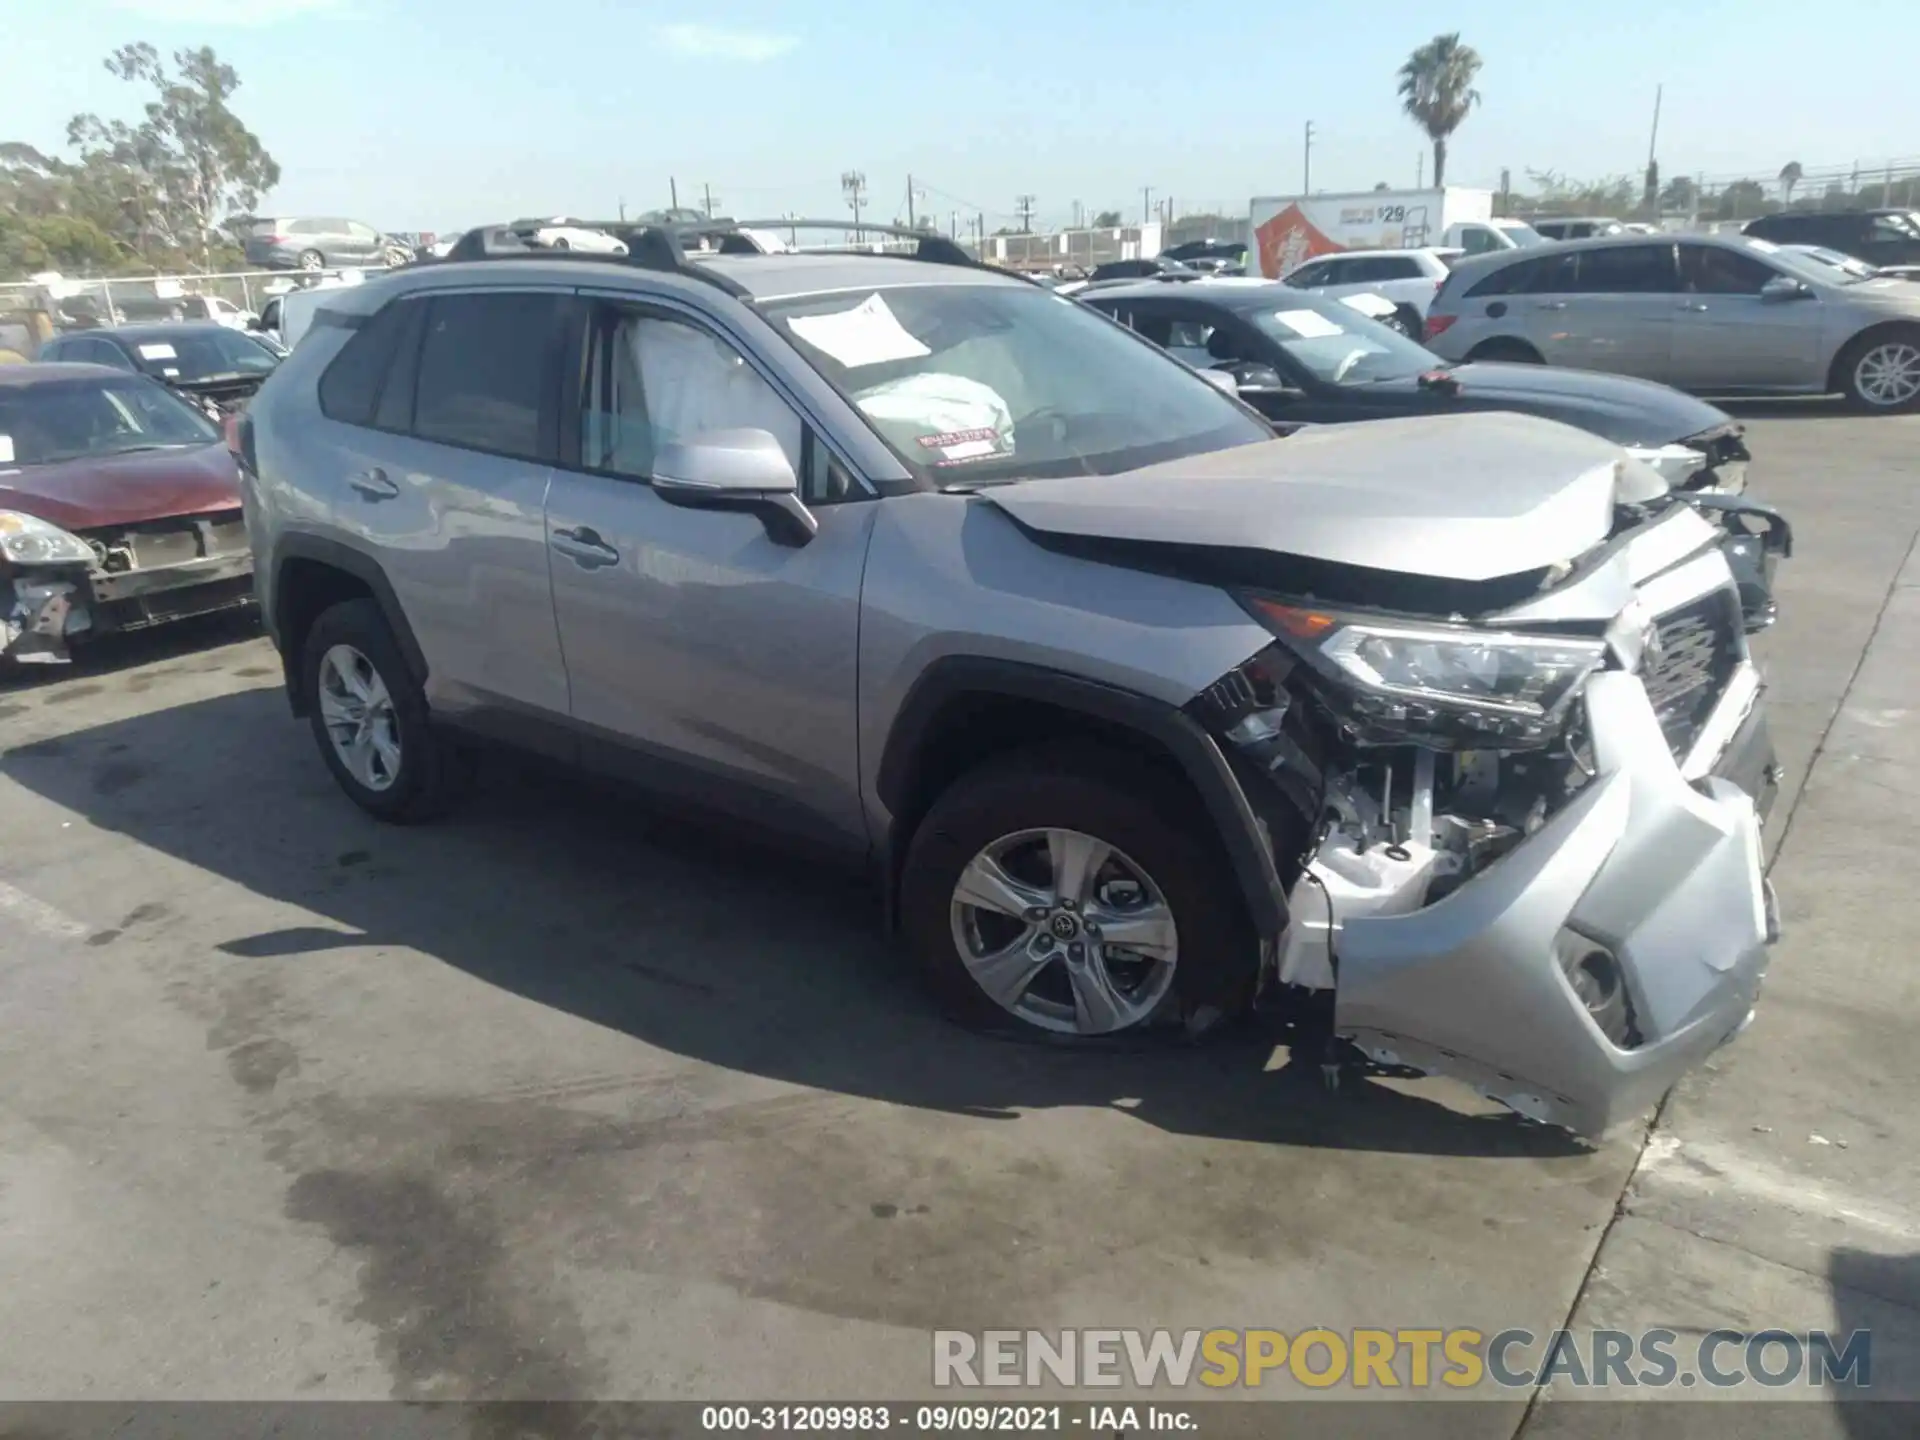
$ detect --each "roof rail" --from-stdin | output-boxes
[424,216,1021,299]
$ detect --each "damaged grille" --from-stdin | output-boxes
[80,509,249,575]
[1641,589,1742,758]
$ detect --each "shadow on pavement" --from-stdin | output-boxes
[0,606,264,694]
[1,684,1584,1161]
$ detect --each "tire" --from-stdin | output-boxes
[551,237,570,251]
[1390,305,1423,339]
[900,747,1259,1043]
[296,249,324,271]
[1466,337,1544,364]
[302,599,473,823]
[1837,327,1920,413]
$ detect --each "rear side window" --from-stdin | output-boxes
[317,301,410,425]
[1466,252,1574,297]
[411,292,564,462]
[1571,244,1679,293]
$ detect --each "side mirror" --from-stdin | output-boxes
[1760,275,1812,301]
[1197,368,1239,397]
[652,428,817,546]
[245,315,265,332]
[1219,361,1295,397]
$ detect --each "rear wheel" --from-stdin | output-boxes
[551,236,571,251]
[1466,337,1544,364]
[303,599,472,822]
[900,749,1258,1042]
[1388,305,1423,339]
[1839,328,1920,412]
[296,248,324,271]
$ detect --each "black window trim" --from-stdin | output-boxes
[564,291,876,504]
[405,288,576,467]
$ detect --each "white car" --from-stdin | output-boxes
[1278,248,1463,337]
[518,218,628,255]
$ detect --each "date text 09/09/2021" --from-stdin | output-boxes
[700,1405,1193,1433]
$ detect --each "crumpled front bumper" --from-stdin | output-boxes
[1332,668,1777,1139]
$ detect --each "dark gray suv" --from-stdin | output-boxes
[236,223,1784,1138]
[244,217,411,271]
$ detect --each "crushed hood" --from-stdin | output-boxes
[983,411,1631,583]
[0,443,240,532]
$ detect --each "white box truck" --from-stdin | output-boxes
[1248,187,1540,277]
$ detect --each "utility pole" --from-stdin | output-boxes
[1416,152,1424,187]
[1646,83,1663,169]
[1141,186,1155,224]
[670,177,679,211]
[841,171,867,240]
[618,198,626,222]
[703,183,716,218]
[1304,120,1315,193]
[1015,194,1036,233]
[950,210,958,239]
[906,174,916,230]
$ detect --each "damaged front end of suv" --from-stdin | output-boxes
[989,413,1788,1140]
[1209,463,1781,1139]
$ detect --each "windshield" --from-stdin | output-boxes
[1744,237,1867,285]
[126,328,282,383]
[760,285,1271,483]
[1497,220,1548,247]
[1240,299,1443,386]
[0,376,219,466]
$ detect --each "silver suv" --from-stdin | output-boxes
[238,223,1784,1138]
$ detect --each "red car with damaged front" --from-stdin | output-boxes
[1,363,255,665]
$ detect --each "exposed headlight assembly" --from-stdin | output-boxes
[1624,443,1709,490]
[1243,597,1607,747]
[0,511,94,567]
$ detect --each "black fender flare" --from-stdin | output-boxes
[267,534,428,711]
[876,656,1288,940]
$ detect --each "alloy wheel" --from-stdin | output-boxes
[317,643,402,792]
[1855,342,1920,408]
[298,251,323,271]
[948,827,1178,1035]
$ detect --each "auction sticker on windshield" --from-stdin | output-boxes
[786,293,931,368]
[1271,309,1345,339]
[137,343,178,361]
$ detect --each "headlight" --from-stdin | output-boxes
[0,511,94,566]
[1244,598,1607,747]
[1624,443,1708,489]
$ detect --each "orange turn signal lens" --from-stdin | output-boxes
[1246,598,1339,641]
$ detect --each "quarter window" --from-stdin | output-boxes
[317,300,410,426]
[412,292,562,461]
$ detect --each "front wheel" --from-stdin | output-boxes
[900,750,1258,1041]
[296,248,324,271]
[1839,328,1920,412]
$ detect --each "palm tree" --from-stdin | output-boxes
[1779,161,1804,205]
[1398,34,1483,188]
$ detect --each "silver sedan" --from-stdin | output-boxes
[1424,232,1920,412]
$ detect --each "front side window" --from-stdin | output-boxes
[411,292,563,461]
[581,312,804,486]
[761,284,1271,484]
[0,377,218,465]
[1680,245,1777,295]
[1572,244,1678,293]
[1871,214,1920,242]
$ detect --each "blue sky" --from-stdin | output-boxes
[7,0,1918,234]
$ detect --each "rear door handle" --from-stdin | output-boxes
[1678,301,1710,312]
[551,525,620,569]
[349,467,399,500]
[1536,300,1568,311]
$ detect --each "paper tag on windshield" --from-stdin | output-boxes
[0,435,13,465]
[786,293,931,368]
[137,342,178,360]
[1272,309,1343,339]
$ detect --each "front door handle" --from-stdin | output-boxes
[349,467,399,500]
[1677,301,1710,312]
[551,526,620,569]
[1536,300,1568,311]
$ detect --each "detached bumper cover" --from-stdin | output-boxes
[1333,669,1776,1139]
